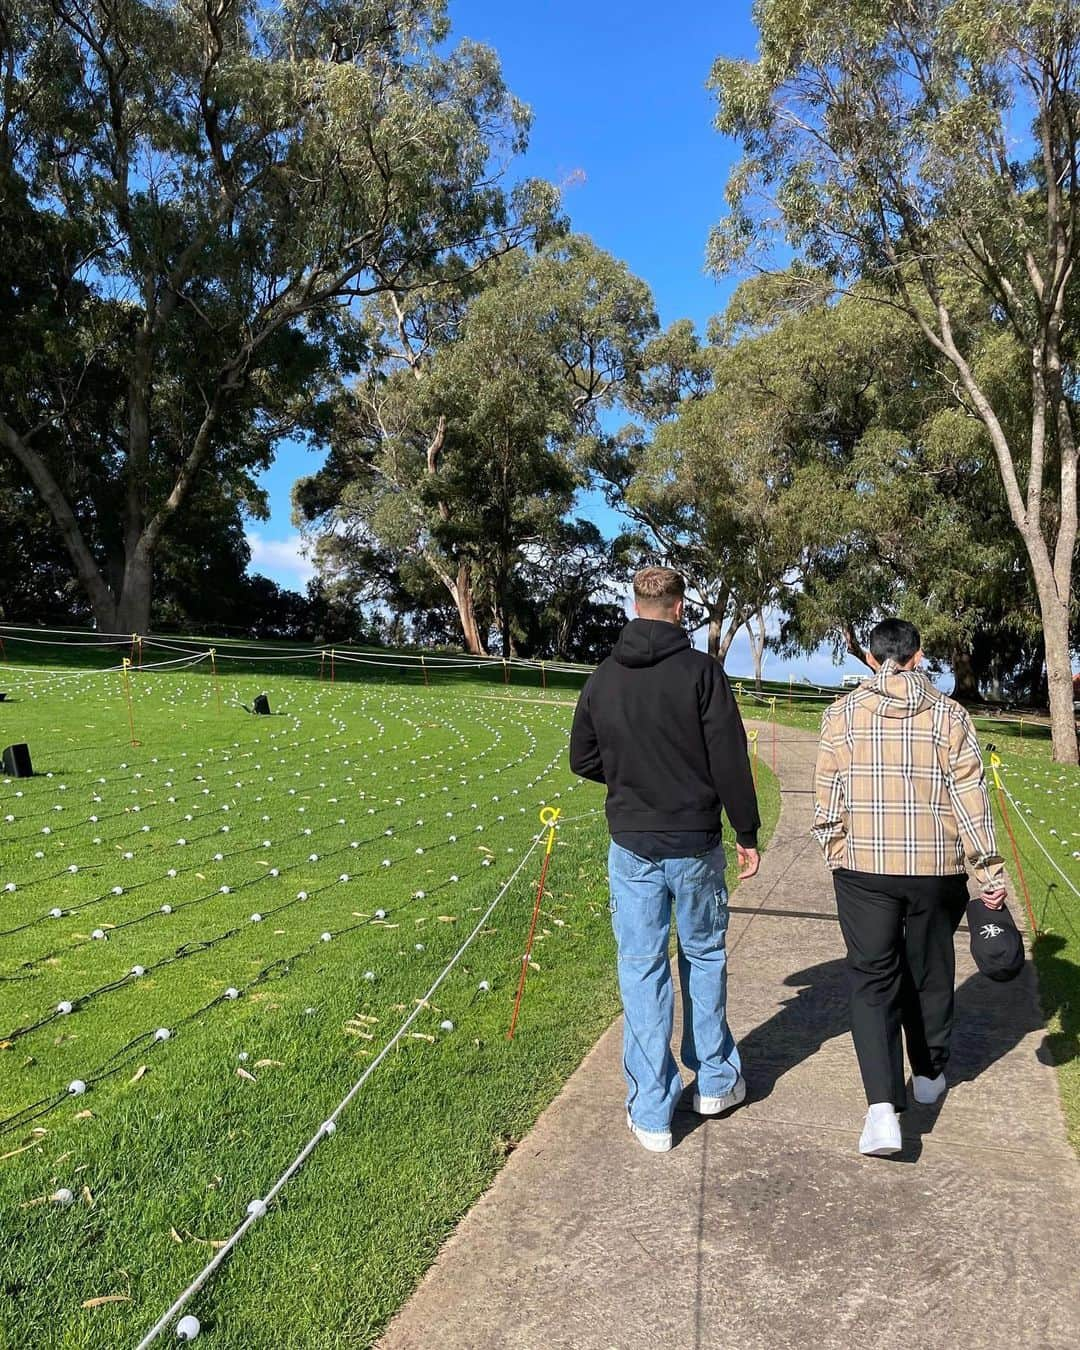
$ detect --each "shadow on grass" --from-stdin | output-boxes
[1033,933,1080,1067]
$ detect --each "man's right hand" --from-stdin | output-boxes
[980,885,1007,910]
[737,845,761,880]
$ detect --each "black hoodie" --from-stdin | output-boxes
[569,619,760,848]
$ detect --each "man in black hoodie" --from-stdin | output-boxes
[570,567,761,1153]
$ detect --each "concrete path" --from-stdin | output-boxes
[380,726,1080,1350]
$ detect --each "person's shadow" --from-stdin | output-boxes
[1030,932,1079,1067]
[681,943,1066,1347]
[673,958,850,1145]
[676,948,1053,1157]
[736,957,852,1105]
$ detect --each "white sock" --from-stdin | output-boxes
[867,1102,897,1121]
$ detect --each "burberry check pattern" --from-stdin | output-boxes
[812,662,1006,889]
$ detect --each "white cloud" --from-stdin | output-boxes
[245,531,316,587]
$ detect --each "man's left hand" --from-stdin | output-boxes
[737,845,761,880]
[980,886,1007,910]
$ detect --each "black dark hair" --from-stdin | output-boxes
[868,618,921,665]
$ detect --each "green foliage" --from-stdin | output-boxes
[710,3,1080,752]
[297,236,657,655]
[0,0,551,630]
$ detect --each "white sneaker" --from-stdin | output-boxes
[626,1110,672,1153]
[912,1072,947,1105]
[859,1103,902,1156]
[693,1076,747,1116]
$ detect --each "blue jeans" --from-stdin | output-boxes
[608,841,741,1131]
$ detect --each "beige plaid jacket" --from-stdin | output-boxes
[812,662,1005,889]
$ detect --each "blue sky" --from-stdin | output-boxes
[248,1,870,681]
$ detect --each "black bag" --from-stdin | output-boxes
[966,896,1025,982]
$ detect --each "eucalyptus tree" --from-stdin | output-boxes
[0,0,550,632]
[298,236,657,654]
[711,0,1080,759]
[592,279,913,664]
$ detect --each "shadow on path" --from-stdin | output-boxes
[676,951,1052,1347]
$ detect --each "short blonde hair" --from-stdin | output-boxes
[633,566,685,608]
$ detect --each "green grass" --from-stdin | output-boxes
[977,720,1080,1153]
[0,651,778,1348]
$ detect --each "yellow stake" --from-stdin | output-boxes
[989,751,1003,790]
[539,805,562,855]
[121,657,140,746]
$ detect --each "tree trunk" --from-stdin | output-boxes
[499,598,511,659]
[0,417,121,630]
[843,622,873,669]
[702,588,731,659]
[750,610,766,690]
[1039,588,1078,764]
[450,562,486,656]
[114,546,154,634]
[706,612,722,658]
[716,613,745,665]
[1022,644,1046,707]
[950,650,981,705]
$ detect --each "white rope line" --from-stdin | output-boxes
[128,652,211,676]
[999,779,1080,902]
[0,622,137,640]
[0,650,209,688]
[133,828,547,1349]
[0,633,132,647]
[0,623,1066,719]
[333,653,499,670]
[196,649,321,663]
[549,808,604,826]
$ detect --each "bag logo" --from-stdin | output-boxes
[980,923,1005,940]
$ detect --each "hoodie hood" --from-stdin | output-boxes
[862,659,939,719]
[612,618,691,669]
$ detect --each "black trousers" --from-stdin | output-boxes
[833,869,969,1110]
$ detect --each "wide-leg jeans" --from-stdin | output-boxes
[608,841,741,1132]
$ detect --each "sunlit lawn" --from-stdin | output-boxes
[0,648,778,1347]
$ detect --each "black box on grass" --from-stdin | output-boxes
[2,743,33,777]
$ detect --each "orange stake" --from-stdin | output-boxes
[330,649,336,684]
[748,729,759,790]
[503,658,510,687]
[989,754,1038,937]
[319,650,325,683]
[421,654,429,688]
[540,661,547,697]
[508,808,561,1041]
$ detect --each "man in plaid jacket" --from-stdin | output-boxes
[812,619,1007,1157]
